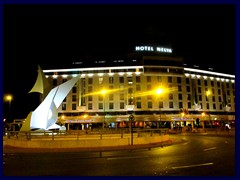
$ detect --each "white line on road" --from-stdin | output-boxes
[203,147,217,151]
[172,163,214,169]
[107,156,148,160]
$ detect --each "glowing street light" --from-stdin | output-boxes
[155,88,164,128]
[100,89,108,129]
[5,94,13,114]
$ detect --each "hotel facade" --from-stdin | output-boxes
[43,46,235,130]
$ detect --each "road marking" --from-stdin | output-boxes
[172,163,214,169]
[203,147,216,151]
[107,155,148,160]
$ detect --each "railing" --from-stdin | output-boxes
[4,128,170,141]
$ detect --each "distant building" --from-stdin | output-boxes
[43,45,235,130]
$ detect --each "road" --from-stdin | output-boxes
[3,134,235,176]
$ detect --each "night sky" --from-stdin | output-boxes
[3,4,235,120]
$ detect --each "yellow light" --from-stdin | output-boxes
[181,113,184,117]
[83,114,88,118]
[202,112,205,116]
[156,88,163,95]
[206,90,211,96]
[101,89,107,95]
[61,115,65,119]
[6,95,12,101]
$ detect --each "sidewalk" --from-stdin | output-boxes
[3,135,184,154]
[3,130,234,154]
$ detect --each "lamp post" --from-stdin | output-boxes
[156,88,163,128]
[100,89,107,129]
[206,90,212,128]
[6,95,12,113]
[5,94,13,122]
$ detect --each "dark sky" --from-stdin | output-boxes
[3,4,235,120]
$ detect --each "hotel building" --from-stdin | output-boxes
[43,45,235,130]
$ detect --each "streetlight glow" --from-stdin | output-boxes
[156,88,163,95]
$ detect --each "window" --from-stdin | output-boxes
[226,83,230,88]
[218,89,221,95]
[109,77,114,84]
[88,86,92,93]
[168,77,172,83]
[88,103,92,110]
[127,77,133,84]
[136,84,141,91]
[206,103,209,109]
[169,93,173,100]
[109,103,114,109]
[218,96,222,102]
[188,102,191,108]
[99,77,103,84]
[72,95,77,102]
[99,103,103,110]
[212,96,215,102]
[148,102,152,108]
[128,88,133,94]
[178,85,182,92]
[169,102,173,108]
[159,101,163,108]
[88,95,92,101]
[187,86,190,92]
[227,90,230,96]
[147,85,151,90]
[72,104,76,110]
[72,86,77,93]
[186,78,190,84]
[187,94,191,101]
[211,81,214,87]
[88,78,93,84]
[219,104,222,110]
[197,79,201,86]
[178,94,182,100]
[198,87,202,93]
[179,102,183,108]
[147,76,151,82]
[213,103,216,109]
[157,76,162,82]
[177,77,181,83]
[212,88,215,95]
[136,76,140,83]
[198,95,202,101]
[217,81,220,87]
[120,94,124,100]
[109,94,114,101]
[147,95,152,100]
[119,77,124,83]
[99,95,103,101]
[120,102,125,109]
[204,80,208,86]
[62,104,66,110]
[137,102,141,108]
[128,96,134,105]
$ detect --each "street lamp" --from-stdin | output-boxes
[5,95,13,112]
[4,94,13,122]
[206,90,212,127]
[155,88,163,128]
[100,89,107,129]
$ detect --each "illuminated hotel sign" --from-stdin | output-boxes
[135,46,172,53]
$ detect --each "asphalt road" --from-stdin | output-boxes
[3,134,235,176]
